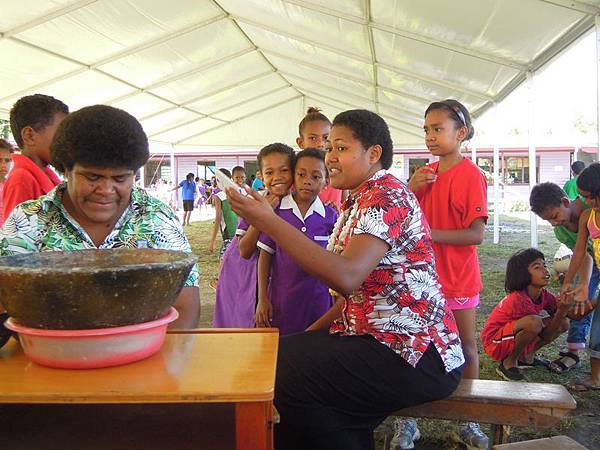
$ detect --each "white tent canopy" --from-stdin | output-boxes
[1,0,599,149]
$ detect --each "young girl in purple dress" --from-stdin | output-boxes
[256,149,338,335]
[213,143,294,328]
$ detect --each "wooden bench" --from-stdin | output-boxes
[395,379,576,446]
[492,435,588,449]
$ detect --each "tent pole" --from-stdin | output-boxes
[596,15,600,162]
[493,103,500,244]
[527,71,538,247]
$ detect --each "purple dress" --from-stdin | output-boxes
[257,194,338,336]
[213,218,258,328]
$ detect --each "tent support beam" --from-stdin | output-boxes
[527,71,538,247]
[538,0,600,15]
[365,0,379,111]
[596,16,600,163]
[280,0,526,70]
[175,95,302,144]
[492,103,500,244]
[282,71,423,132]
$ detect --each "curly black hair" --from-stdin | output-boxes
[529,182,567,215]
[425,99,474,141]
[51,105,149,173]
[577,162,600,198]
[505,248,545,293]
[10,94,69,148]
[332,109,393,169]
[257,143,295,171]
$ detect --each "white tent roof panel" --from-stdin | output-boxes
[1,0,599,149]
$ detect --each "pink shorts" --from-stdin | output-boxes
[446,294,480,310]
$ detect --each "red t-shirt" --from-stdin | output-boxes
[2,154,62,221]
[481,289,558,348]
[318,185,343,209]
[415,158,488,297]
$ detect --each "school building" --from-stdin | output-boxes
[143,145,598,211]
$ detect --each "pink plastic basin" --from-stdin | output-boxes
[4,307,178,369]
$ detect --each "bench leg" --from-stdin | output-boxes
[490,424,511,447]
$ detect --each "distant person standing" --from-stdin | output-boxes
[252,170,265,191]
[3,94,68,221]
[564,161,586,200]
[0,139,14,227]
[171,172,196,226]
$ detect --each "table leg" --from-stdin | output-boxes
[235,401,273,450]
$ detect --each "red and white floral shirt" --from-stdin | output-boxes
[330,170,464,372]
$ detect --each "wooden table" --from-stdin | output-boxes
[0,328,278,450]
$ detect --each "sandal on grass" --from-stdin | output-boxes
[517,357,550,369]
[496,360,525,381]
[568,380,600,392]
[548,351,580,374]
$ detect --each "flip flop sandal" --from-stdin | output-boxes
[569,380,600,392]
[517,357,550,369]
[549,351,580,374]
[496,360,525,381]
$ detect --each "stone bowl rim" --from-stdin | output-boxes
[0,248,197,276]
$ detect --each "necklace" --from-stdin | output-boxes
[326,197,361,299]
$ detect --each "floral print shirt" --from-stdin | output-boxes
[330,170,464,372]
[0,183,199,287]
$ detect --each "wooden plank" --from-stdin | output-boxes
[395,379,576,428]
[0,332,278,404]
[493,435,588,449]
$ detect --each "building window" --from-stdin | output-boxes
[475,156,540,185]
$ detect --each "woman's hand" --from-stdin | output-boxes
[226,186,277,228]
[208,238,216,253]
[408,166,436,193]
[255,298,273,327]
[265,191,281,209]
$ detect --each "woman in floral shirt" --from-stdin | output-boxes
[227,109,464,450]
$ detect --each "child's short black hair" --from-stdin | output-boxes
[332,109,393,169]
[232,166,245,175]
[257,143,295,171]
[51,105,148,173]
[219,168,232,178]
[571,160,585,175]
[577,162,600,198]
[0,139,14,153]
[505,248,545,293]
[10,94,69,148]
[529,182,567,215]
[295,147,325,170]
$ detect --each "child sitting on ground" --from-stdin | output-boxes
[481,248,571,381]
[256,148,337,335]
[530,182,597,373]
[213,144,294,327]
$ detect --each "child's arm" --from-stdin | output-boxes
[238,226,261,259]
[430,217,486,245]
[256,249,273,327]
[306,296,344,331]
[208,198,222,253]
[562,209,591,291]
[540,294,572,343]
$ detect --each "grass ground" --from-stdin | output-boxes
[184,215,599,449]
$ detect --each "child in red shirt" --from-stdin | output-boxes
[408,99,488,449]
[3,94,68,221]
[482,248,571,381]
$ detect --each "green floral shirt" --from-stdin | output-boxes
[0,184,199,287]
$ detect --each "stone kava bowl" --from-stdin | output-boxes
[0,249,197,330]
